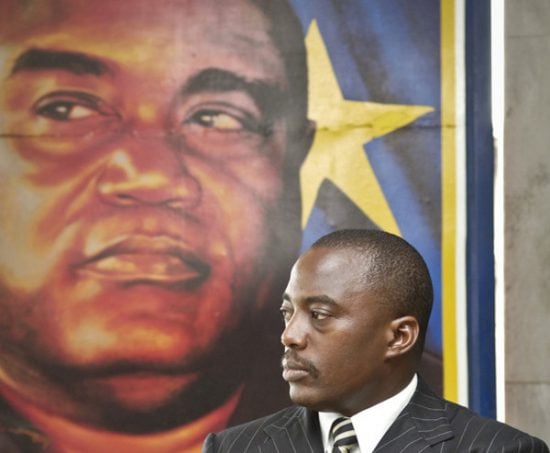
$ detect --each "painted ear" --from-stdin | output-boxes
[286,118,316,170]
[297,119,316,163]
[305,119,316,146]
[386,316,420,359]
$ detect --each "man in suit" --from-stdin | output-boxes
[203,229,549,452]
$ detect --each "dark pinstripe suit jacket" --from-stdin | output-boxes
[203,379,549,452]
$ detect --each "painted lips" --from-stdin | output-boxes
[76,235,210,285]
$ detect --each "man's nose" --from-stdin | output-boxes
[281,315,308,349]
[96,133,201,210]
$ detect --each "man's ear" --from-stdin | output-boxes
[385,316,419,359]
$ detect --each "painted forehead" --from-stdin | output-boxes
[1,0,288,86]
[3,0,277,47]
[2,1,276,54]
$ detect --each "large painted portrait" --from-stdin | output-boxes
[0,0,453,451]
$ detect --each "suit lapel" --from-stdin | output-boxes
[374,379,454,452]
[262,407,323,453]
[257,380,455,453]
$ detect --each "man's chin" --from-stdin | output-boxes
[288,385,327,412]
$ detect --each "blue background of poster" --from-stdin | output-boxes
[291,0,443,370]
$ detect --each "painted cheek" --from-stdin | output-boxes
[0,202,81,293]
[189,155,283,260]
[0,157,99,292]
[231,157,284,200]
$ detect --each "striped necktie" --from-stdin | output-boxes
[330,417,358,453]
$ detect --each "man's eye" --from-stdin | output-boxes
[311,311,329,321]
[280,307,293,322]
[36,101,97,121]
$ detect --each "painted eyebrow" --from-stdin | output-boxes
[181,68,287,119]
[10,48,110,77]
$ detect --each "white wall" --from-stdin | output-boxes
[504,0,550,443]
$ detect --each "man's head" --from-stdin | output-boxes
[0,0,311,430]
[280,229,433,416]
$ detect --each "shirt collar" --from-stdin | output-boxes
[318,374,417,453]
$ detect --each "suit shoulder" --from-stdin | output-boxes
[204,406,304,452]
[410,384,547,451]
[443,399,548,450]
[221,405,303,435]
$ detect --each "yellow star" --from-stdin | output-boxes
[301,21,434,233]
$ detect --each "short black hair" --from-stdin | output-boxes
[311,229,434,353]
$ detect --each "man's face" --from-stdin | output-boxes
[280,247,395,416]
[0,0,299,413]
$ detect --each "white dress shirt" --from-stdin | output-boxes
[319,374,418,453]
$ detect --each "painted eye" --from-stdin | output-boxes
[34,91,114,122]
[176,101,273,158]
[185,108,265,134]
[190,111,244,131]
[36,101,96,121]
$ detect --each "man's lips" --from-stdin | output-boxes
[75,235,210,284]
[282,366,310,382]
[281,354,318,382]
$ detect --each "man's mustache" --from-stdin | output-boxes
[281,350,319,378]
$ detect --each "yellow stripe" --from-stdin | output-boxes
[441,0,458,402]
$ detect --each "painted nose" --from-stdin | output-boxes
[96,134,201,210]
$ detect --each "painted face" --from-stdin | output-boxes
[281,247,395,416]
[0,0,301,415]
